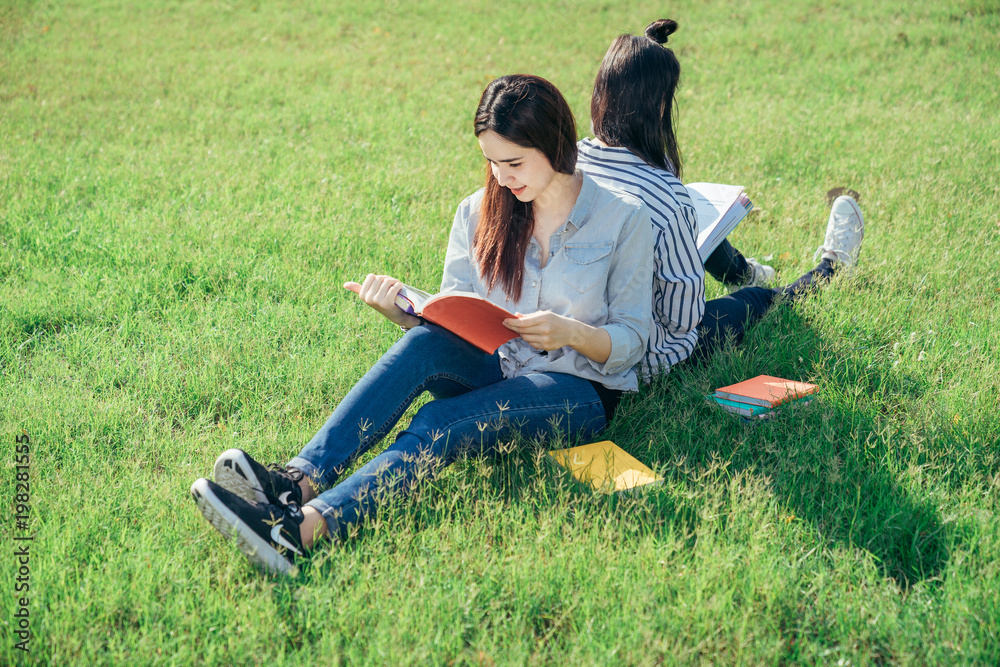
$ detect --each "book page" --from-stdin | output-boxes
[685,183,745,234]
[394,283,433,316]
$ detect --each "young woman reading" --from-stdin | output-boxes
[191,74,654,575]
[576,19,865,372]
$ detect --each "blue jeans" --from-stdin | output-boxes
[703,239,752,286]
[288,325,607,538]
[693,258,837,360]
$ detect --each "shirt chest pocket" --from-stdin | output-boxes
[561,242,614,294]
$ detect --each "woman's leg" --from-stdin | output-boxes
[305,372,606,539]
[691,258,839,361]
[288,324,505,489]
[692,286,777,360]
[774,258,837,300]
[691,194,863,361]
[704,239,775,290]
[191,371,605,571]
[703,239,751,285]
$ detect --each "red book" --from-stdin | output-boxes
[714,374,818,408]
[395,285,518,354]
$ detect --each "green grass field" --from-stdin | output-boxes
[3,0,999,664]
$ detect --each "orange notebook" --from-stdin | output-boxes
[394,285,518,354]
[548,441,662,494]
[714,374,818,408]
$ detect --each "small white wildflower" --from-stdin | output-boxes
[917,350,927,361]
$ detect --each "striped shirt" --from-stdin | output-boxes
[576,138,706,377]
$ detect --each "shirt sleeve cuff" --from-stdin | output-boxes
[587,324,635,375]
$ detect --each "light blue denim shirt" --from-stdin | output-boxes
[440,172,653,392]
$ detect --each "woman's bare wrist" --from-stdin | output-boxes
[397,313,423,331]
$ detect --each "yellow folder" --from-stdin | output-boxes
[547,440,662,494]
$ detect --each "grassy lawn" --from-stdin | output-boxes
[2,0,999,664]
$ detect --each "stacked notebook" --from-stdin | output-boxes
[707,375,818,420]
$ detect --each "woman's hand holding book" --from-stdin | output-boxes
[503,311,611,363]
[344,274,422,330]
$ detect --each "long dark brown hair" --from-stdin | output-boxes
[590,19,683,179]
[473,74,577,301]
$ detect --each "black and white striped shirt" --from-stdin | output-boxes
[577,138,706,377]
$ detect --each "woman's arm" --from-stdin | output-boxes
[439,194,480,294]
[582,202,654,374]
[599,204,654,370]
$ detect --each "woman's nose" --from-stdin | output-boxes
[494,164,511,185]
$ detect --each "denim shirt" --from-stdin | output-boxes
[440,172,653,392]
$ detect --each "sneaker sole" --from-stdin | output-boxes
[826,187,862,207]
[214,449,267,505]
[190,478,294,576]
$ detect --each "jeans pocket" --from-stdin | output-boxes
[561,242,614,293]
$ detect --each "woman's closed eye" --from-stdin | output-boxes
[488,159,522,169]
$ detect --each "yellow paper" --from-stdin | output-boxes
[547,441,662,494]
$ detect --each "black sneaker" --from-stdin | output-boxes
[190,477,306,575]
[213,448,304,509]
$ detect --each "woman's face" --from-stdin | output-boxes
[478,130,557,204]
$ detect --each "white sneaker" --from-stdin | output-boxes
[814,195,864,266]
[727,257,775,292]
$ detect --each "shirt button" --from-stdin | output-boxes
[531,281,537,288]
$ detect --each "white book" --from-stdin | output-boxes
[686,182,754,262]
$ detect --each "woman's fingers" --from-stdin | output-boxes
[347,275,404,311]
[359,273,380,301]
[503,311,570,351]
[352,274,395,305]
[505,311,553,333]
[373,276,401,304]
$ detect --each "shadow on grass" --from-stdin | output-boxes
[645,305,951,588]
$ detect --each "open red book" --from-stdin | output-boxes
[395,284,518,354]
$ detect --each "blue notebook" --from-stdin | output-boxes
[706,394,816,419]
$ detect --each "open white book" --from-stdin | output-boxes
[686,182,754,262]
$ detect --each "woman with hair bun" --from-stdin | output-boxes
[578,19,864,370]
[190,74,654,575]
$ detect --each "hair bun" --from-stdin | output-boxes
[644,19,678,44]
